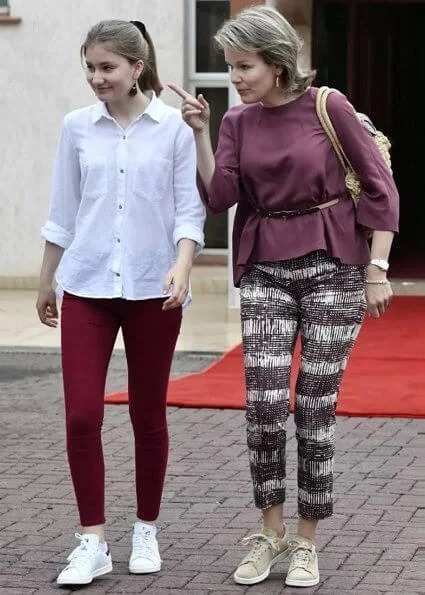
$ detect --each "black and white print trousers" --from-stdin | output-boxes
[239,250,366,519]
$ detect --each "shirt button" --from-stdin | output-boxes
[122,135,126,140]
[117,238,121,243]
[116,273,120,277]
[120,169,124,173]
[118,205,123,209]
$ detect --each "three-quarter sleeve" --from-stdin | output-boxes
[173,122,206,255]
[198,110,241,214]
[41,118,81,248]
[327,92,399,232]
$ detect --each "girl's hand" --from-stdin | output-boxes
[168,83,210,132]
[36,286,59,327]
[162,264,191,310]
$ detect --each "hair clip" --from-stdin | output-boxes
[130,20,146,38]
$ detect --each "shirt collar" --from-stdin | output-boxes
[143,91,164,123]
[91,91,164,124]
[91,101,112,123]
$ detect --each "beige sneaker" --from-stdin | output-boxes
[285,536,320,587]
[234,527,291,585]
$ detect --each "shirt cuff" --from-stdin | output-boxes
[173,225,205,257]
[41,220,74,249]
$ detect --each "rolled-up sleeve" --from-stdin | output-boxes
[327,92,399,232]
[197,110,241,214]
[41,118,81,249]
[173,122,206,255]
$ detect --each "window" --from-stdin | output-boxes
[187,0,230,249]
[0,0,9,14]
[196,1,229,73]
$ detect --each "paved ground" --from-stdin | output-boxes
[1,348,425,594]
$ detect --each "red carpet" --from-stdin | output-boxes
[105,296,425,418]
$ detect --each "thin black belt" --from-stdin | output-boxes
[256,198,339,219]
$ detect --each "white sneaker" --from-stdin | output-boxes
[285,536,320,587]
[56,533,112,585]
[129,522,162,574]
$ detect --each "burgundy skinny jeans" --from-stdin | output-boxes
[61,292,182,527]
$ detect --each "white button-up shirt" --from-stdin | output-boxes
[42,93,205,301]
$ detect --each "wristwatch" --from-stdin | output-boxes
[369,258,389,272]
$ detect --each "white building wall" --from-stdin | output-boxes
[0,0,185,283]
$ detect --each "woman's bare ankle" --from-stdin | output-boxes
[263,524,285,538]
[262,504,285,537]
[297,517,318,542]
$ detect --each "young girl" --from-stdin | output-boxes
[170,5,398,589]
[36,19,205,586]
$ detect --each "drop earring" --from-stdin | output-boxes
[275,75,280,88]
[129,81,137,97]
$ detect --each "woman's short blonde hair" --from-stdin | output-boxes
[214,5,316,94]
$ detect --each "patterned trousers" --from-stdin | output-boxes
[240,251,366,519]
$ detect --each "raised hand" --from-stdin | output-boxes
[168,83,210,132]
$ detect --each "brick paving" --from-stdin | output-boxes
[0,348,425,594]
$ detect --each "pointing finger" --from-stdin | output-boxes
[167,82,190,100]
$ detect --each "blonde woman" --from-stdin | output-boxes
[170,5,398,589]
[37,19,205,586]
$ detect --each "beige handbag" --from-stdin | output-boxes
[315,86,392,211]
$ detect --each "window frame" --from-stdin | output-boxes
[186,0,231,83]
[186,0,231,100]
[186,0,231,252]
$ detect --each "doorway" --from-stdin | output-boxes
[313,1,425,277]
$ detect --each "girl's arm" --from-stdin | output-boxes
[37,117,81,326]
[36,241,64,326]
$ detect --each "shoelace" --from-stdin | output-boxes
[241,533,280,562]
[66,533,96,568]
[133,528,156,560]
[288,543,313,571]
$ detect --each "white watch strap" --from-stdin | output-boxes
[369,259,389,271]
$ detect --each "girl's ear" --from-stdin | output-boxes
[135,59,144,77]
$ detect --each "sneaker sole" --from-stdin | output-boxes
[285,575,320,587]
[128,564,161,574]
[56,561,113,585]
[234,548,291,586]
